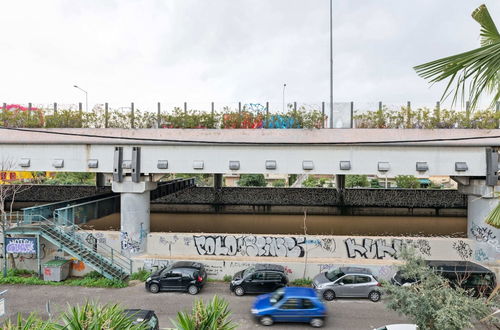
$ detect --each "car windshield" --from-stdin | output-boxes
[243,266,256,278]
[326,268,345,282]
[160,265,173,276]
[269,288,285,306]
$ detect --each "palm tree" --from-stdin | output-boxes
[172,295,237,330]
[414,4,500,109]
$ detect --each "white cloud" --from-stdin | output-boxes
[0,0,498,111]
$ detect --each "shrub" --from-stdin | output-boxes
[130,268,152,282]
[223,275,233,282]
[172,295,237,330]
[291,278,312,286]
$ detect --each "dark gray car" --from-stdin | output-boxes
[312,267,381,302]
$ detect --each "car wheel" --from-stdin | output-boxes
[259,316,274,326]
[188,285,199,295]
[323,290,335,301]
[310,318,324,328]
[368,290,381,302]
[149,283,160,294]
[234,286,245,296]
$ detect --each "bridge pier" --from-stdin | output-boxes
[457,178,500,263]
[112,177,157,256]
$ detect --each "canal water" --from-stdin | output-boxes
[84,213,466,237]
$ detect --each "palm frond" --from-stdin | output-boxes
[472,4,500,46]
[414,5,500,109]
[485,203,500,228]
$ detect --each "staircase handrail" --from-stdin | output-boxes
[70,225,132,274]
[31,215,131,276]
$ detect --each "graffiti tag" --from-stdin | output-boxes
[193,235,305,257]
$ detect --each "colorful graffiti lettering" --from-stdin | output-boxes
[193,235,305,258]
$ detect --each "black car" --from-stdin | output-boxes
[230,263,288,296]
[391,260,496,297]
[123,309,159,330]
[145,261,207,295]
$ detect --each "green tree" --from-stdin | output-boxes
[172,295,237,330]
[395,175,421,188]
[272,179,286,187]
[415,5,500,109]
[302,176,321,188]
[370,178,382,188]
[45,172,95,185]
[237,174,267,187]
[345,175,369,188]
[384,252,498,330]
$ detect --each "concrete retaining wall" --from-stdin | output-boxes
[2,230,497,280]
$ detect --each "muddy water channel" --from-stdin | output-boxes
[84,213,466,237]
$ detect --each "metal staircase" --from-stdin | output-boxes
[6,216,131,280]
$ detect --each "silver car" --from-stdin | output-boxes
[312,267,381,302]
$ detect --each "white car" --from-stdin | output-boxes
[373,324,418,330]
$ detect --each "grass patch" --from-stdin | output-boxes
[0,269,127,288]
[130,268,151,282]
[223,275,232,282]
[290,278,313,287]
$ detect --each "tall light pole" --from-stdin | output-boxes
[73,85,88,112]
[329,0,333,129]
[282,83,287,112]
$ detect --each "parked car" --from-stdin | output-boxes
[373,325,418,330]
[312,267,382,302]
[251,287,327,327]
[123,309,159,330]
[145,261,207,295]
[230,263,288,296]
[391,260,496,297]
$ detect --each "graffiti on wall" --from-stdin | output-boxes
[344,238,432,260]
[193,235,305,257]
[345,238,404,259]
[143,258,172,270]
[470,223,496,243]
[474,248,489,262]
[5,238,37,254]
[0,243,48,261]
[120,232,141,254]
[452,240,473,260]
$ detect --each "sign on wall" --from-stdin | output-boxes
[5,238,37,255]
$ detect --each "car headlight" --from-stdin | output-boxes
[146,277,151,282]
[251,308,257,314]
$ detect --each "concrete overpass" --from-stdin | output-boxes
[0,128,499,260]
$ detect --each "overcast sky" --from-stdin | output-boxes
[1,0,499,111]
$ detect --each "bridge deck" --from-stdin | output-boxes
[0,128,497,176]
[0,128,500,146]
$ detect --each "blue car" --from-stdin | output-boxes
[251,287,327,327]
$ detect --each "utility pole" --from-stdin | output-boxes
[329,0,334,129]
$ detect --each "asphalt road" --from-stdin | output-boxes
[0,281,410,329]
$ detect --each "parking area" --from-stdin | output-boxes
[0,281,410,329]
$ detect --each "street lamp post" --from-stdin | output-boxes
[282,83,287,112]
[329,0,333,128]
[73,85,88,112]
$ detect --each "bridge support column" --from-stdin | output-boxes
[214,174,223,190]
[112,177,157,256]
[456,178,500,263]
